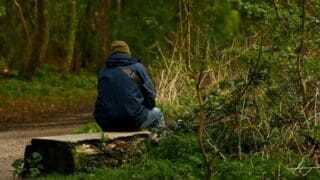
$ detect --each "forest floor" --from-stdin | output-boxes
[0,124,87,179]
[0,96,94,131]
[0,98,94,179]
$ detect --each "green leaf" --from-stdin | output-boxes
[0,6,5,16]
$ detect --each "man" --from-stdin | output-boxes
[94,41,165,131]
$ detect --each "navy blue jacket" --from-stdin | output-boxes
[93,52,156,131]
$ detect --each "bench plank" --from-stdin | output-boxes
[32,131,151,143]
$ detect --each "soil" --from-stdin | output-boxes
[0,96,95,131]
[0,99,95,179]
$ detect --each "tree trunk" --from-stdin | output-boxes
[98,0,110,69]
[12,0,31,43]
[80,2,92,69]
[113,0,121,36]
[22,131,152,176]
[19,0,49,80]
[63,0,77,72]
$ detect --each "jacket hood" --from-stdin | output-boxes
[106,52,139,67]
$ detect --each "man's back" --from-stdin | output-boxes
[94,52,155,131]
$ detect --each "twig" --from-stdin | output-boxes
[12,0,31,43]
[233,32,264,100]
[315,88,318,125]
[296,0,308,115]
[182,0,191,71]
[204,130,227,161]
[238,91,248,160]
[291,166,320,170]
[271,0,288,33]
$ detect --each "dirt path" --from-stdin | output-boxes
[0,119,93,179]
[0,96,95,179]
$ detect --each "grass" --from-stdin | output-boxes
[38,130,320,179]
[0,66,97,112]
[73,122,102,133]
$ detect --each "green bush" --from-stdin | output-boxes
[73,122,102,134]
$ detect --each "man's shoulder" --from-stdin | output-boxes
[98,67,117,78]
[129,62,145,71]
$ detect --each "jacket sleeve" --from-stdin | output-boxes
[133,63,156,98]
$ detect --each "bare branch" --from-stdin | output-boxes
[12,0,31,43]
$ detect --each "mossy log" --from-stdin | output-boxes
[23,131,152,176]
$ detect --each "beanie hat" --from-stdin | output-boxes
[110,41,131,57]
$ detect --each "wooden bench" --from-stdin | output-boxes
[23,131,152,175]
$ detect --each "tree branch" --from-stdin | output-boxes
[12,0,31,43]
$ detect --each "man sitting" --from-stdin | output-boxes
[93,41,165,131]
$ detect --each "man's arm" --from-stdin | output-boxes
[134,63,156,97]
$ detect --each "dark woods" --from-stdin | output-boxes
[1,0,113,79]
[1,0,320,179]
[0,0,181,79]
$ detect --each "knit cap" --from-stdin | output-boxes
[110,41,131,57]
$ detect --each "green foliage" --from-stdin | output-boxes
[303,125,320,142]
[60,74,97,89]
[40,132,320,179]
[99,133,108,149]
[0,65,96,106]
[0,6,5,16]
[12,152,44,178]
[149,133,200,163]
[212,1,240,41]
[73,122,102,134]
[40,132,204,179]
[157,98,198,127]
[109,0,178,63]
[27,152,44,177]
[42,160,197,180]
[11,158,24,176]
[35,66,97,89]
[212,156,298,179]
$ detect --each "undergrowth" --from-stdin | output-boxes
[40,128,320,179]
[73,122,102,133]
[0,65,97,107]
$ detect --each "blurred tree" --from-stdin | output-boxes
[20,0,49,80]
[76,1,96,69]
[98,0,110,69]
[12,0,30,43]
[63,0,77,72]
[1,0,31,71]
[0,5,4,16]
[109,0,178,63]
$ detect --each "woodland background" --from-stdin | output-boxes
[1,0,320,179]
